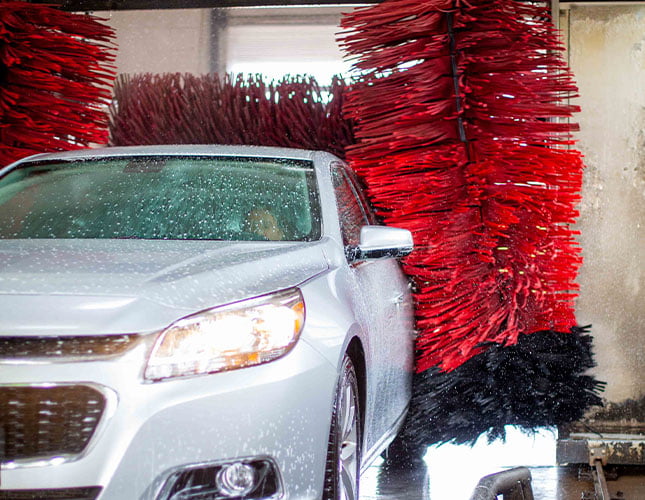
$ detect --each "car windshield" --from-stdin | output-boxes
[0,155,321,241]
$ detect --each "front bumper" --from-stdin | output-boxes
[0,337,337,500]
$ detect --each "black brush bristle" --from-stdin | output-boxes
[397,327,605,449]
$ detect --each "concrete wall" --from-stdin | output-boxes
[99,9,212,75]
[565,5,645,402]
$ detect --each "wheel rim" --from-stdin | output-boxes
[338,374,359,500]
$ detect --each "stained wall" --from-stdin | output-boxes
[100,9,212,75]
[565,5,645,402]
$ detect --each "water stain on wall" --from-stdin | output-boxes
[567,5,645,403]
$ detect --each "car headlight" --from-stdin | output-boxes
[144,288,305,381]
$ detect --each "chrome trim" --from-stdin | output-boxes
[0,334,145,365]
[0,382,118,469]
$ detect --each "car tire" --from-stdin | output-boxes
[323,354,361,500]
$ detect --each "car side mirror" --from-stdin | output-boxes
[347,225,414,261]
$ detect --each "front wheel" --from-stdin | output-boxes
[323,355,361,500]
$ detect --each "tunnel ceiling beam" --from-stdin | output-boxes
[28,0,379,11]
[26,0,638,13]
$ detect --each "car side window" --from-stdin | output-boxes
[342,166,378,226]
[331,164,369,248]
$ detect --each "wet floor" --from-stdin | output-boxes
[359,426,645,499]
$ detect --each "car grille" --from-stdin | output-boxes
[0,487,102,499]
[0,385,106,462]
[0,334,140,360]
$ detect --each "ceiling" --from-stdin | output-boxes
[26,0,638,13]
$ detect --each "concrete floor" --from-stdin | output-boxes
[359,427,645,500]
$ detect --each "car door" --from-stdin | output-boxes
[330,162,415,457]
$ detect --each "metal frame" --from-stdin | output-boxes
[27,0,642,12]
[28,0,377,11]
[557,436,645,466]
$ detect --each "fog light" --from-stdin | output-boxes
[157,458,281,500]
[216,463,255,497]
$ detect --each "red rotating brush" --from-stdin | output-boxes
[0,1,116,166]
[341,0,604,445]
[109,73,353,158]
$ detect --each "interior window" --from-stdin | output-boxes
[224,7,350,85]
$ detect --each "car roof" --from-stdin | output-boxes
[11,145,319,164]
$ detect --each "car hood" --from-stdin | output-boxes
[0,239,330,336]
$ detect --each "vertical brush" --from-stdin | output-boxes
[0,1,116,166]
[341,0,604,445]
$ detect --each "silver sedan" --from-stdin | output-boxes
[0,145,415,500]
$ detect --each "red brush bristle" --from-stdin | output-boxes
[341,0,584,372]
[0,1,116,166]
[109,73,353,159]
